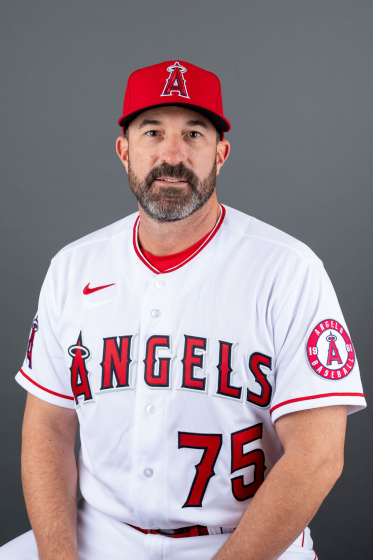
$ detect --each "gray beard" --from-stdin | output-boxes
[127,158,217,223]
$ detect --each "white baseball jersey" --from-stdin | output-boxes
[16,204,366,533]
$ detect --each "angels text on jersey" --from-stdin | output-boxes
[67,330,273,409]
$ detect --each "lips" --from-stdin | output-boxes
[144,163,198,192]
[156,177,188,183]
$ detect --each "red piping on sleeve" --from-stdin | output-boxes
[19,369,75,401]
[270,392,365,415]
[302,530,305,547]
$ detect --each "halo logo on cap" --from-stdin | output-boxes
[306,319,355,380]
[161,61,189,99]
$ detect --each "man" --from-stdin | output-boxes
[0,60,366,560]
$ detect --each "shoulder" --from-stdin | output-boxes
[222,204,319,265]
[42,212,139,305]
[50,212,138,265]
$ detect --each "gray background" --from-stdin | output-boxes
[1,0,372,557]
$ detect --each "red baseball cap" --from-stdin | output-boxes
[118,60,231,137]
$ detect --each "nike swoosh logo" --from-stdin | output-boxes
[83,283,115,295]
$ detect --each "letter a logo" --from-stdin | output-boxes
[68,332,93,405]
[326,331,343,366]
[161,62,189,98]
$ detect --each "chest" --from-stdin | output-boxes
[59,269,276,413]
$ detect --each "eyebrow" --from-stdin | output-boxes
[138,118,209,130]
[185,119,208,129]
[138,119,162,129]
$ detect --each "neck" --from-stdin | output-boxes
[137,194,221,256]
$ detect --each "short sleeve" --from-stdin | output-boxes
[271,259,366,423]
[15,265,75,408]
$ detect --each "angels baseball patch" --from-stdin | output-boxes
[306,319,355,380]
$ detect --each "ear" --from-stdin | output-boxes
[116,136,129,173]
[216,140,230,176]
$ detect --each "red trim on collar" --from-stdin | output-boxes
[133,204,226,274]
[141,229,212,273]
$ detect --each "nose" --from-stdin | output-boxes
[159,133,187,166]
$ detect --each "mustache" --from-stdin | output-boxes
[145,163,199,189]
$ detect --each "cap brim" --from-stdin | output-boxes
[118,103,230,133]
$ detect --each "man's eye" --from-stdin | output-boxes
[146,130,159,137]
[187,131,201,138]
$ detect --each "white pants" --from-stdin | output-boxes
[0,499,317,560]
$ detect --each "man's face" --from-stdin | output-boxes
[118,106,228,222]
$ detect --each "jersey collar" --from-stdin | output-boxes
[133,203,226,274]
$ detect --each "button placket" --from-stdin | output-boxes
[133,275,171,528]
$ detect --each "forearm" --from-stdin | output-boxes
[213,449,341,560]
[22,420,79,560]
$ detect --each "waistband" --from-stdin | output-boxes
[126,523,312,548]
[126,523,236,538]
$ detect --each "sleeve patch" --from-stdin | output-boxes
[306,319,355,381]
[26,316,39,369]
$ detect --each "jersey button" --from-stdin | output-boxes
[151,309,161,318]
[155,278,165,289]
[144,468,154,478]
[146,404,156,414]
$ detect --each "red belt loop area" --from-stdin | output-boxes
[126,523,210,538]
